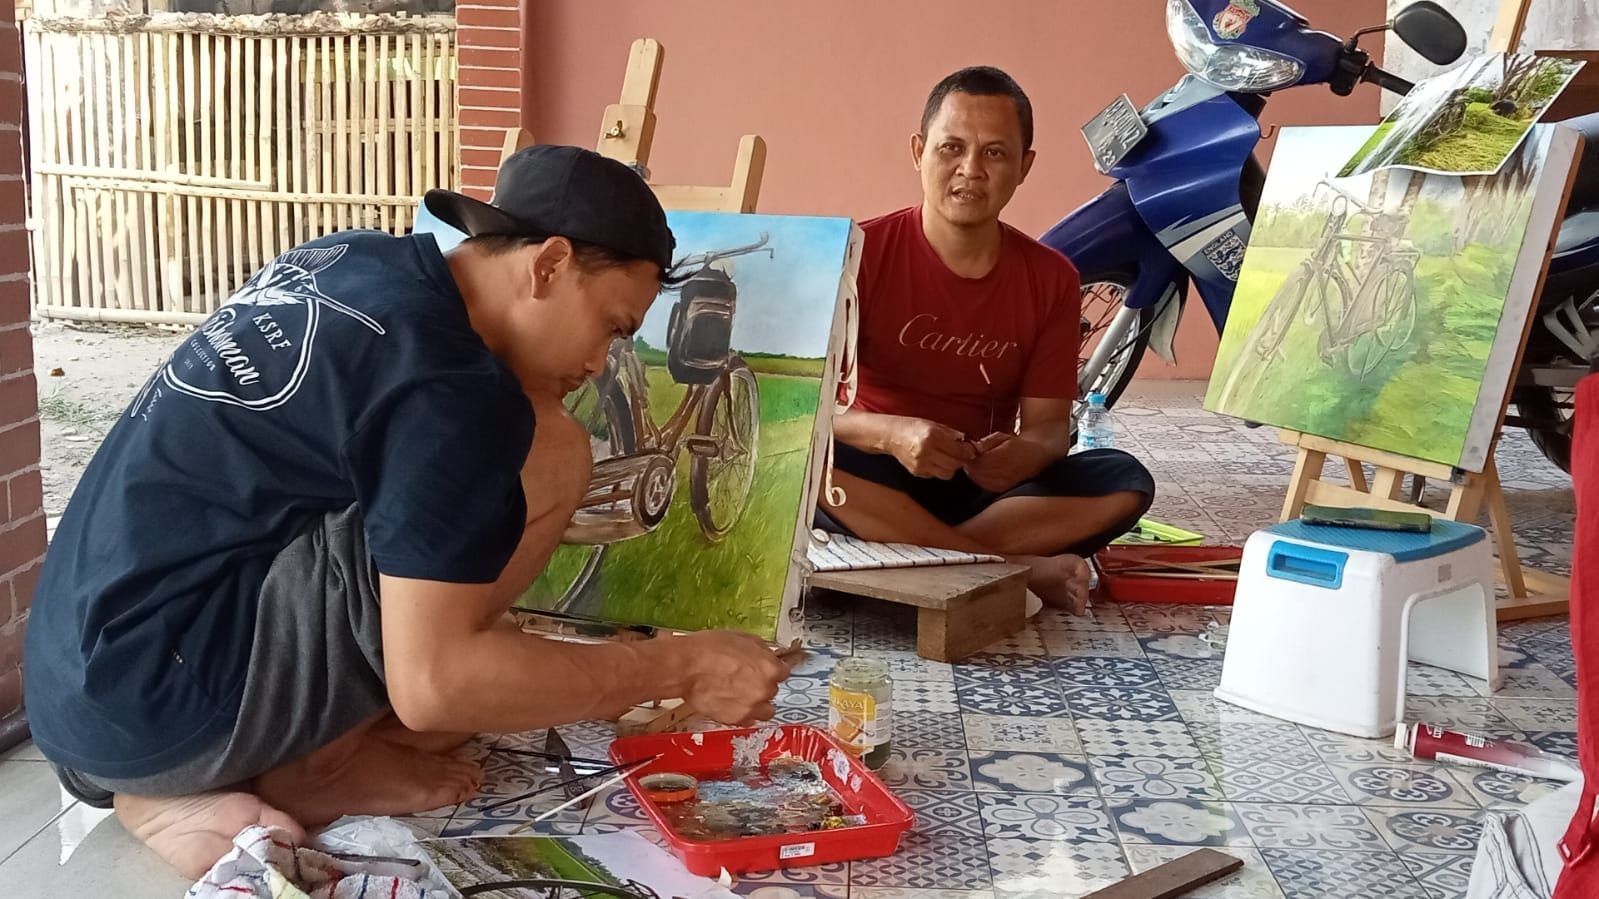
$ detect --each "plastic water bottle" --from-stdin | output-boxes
[1076,392,1115,451]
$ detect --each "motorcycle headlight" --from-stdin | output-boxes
[1166,0,1306,92]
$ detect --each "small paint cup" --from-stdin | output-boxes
[639,772,698,803]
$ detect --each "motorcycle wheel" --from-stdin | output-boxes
[690,356,761,542]
[526,371,636,611]
[1079,273,1158,408]
[1512,376,1576,475]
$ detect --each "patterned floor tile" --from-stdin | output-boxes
[1120,603,1228,636]
[953,654,1060,688]
[1238,803,1389,851]
[1407,665,1478,697]
[777,672,830,707]
[957,681,1068,718]
[890,711,966,749]
[1050,655,1161,688]
[800,618,852,653]
[1260,848,1430,899]
[733,860,850,893]
[895,788,986,831]
[876,747,974,791]
[1073,718,1203,759]
[1064,686,1180,722]
[1107,798,1250,846]
[848,825,993,891]
[1040,629,1145,658]
[771,704,831,729]
[1138,630,1221,659]
[1149,655,1226,691]
[1399,851,1474,899]
[1326,762,1478,809]
[869,650,955,682]
[1404,697,1524,735]
[852,615,918,652]
[987,838,1129,897]
[1446,766,1565,810]
[455,752,592,821]
[1171,689,1282,726]
[1212,757,1350,805]
[1123,845,1286,898]
[786,646,845,678]
[850,883,984,889]
[968,751,1095,795]
[1091,755,1225,800]
[1299,726,1417,766]
[978,791,1116,842]
[962,715,1082,755]
[1470,662,1577,699]
[975,629,1048,656]
[1361,806,1484,853]
[1030,605,1130,633]
[1524,730,1579,757]
[893,680,961,714]
[1493,697,1579,732]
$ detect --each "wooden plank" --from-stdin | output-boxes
[275,37,291,254]
[1279,446,1328,520]
[376,32,390,233]
[1298,480,1446,517]
[1370,466,1404,501]
[806,563,1029,609]
[917,571,1027,662]
[1344,458,1368,491]
[618,38,662,110]
[1082,849,1243,899]
[729,134,765,213]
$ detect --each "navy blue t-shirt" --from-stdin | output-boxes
[24,231,535,778]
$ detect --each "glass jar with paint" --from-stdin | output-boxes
[828,657,892,770]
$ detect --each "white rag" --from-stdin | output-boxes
[188,825,438,899]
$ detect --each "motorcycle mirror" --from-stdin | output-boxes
[1393,1,1467,66]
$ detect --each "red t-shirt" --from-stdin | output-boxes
[850,205,1082,439]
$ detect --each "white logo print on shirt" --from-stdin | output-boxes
[158,244,386,411]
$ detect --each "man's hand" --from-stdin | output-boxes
[963,433,1050,493]
[888,417,977,479]
[675,630,792,726]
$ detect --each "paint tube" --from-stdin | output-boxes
[1395,723,1582,782]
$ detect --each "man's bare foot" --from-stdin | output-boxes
[371,711,476,756]
[115,790,305,880]
[255,734,483,827]
[1013,553,1092,614]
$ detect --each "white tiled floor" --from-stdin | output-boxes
[0,381,1579,897]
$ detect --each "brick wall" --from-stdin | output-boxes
[0,0,43,749]
[455,0,522,200]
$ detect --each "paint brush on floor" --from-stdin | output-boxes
[507,755,663,834]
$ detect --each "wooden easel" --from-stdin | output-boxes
[502,38,766,214]
[507,38,771,735]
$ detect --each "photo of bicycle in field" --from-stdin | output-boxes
[1206,125,1565,469]
[518,211,858,639]
[1340,52,1583,177]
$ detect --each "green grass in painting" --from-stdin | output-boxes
[1207,240,1519,464]
[521,368,822,638]
[1402,103,1533,172]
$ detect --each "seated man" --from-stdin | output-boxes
[820,66,1155,612]
[23,146,790,878]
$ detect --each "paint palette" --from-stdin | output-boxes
[609,724,915,876]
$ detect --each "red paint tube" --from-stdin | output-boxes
[1396,723,1582,782]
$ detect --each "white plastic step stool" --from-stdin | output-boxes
[1215,518,1500,739]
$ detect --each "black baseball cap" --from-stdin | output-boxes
[423,144,675,271]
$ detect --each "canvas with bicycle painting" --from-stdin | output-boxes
[518,211,860,642]
[1205,123,1577,470]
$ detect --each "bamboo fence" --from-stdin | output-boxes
[23,11,459,324]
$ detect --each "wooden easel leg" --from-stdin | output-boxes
[1282,447,1329,520]
[1345,459,1369,492]
[1483,464,1530,599]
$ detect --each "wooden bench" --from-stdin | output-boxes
[805,562,1031,662]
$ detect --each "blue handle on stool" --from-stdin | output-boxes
[1266,540,1347,589]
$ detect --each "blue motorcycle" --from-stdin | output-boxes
[1046,0,1599,471]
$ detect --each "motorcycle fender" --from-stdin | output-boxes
[1147,288,1185,364]
[1041,182,1191,313]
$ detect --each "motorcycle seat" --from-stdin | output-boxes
[1556,208,1599,257]
[1558,111,1599,211]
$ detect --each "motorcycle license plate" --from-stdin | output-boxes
[1082,94,1148,175]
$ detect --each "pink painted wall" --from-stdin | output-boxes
[519,1,1390,379]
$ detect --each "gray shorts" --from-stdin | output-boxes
[55,505,391,806]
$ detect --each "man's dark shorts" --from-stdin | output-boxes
[815,441,1156,557]
[53,505,389,809]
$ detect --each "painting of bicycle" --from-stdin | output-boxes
[1206,124,1575,469]
[519,212,858,639]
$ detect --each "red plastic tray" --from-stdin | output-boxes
[1095,545,1243,605]
[608,724,915,876]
